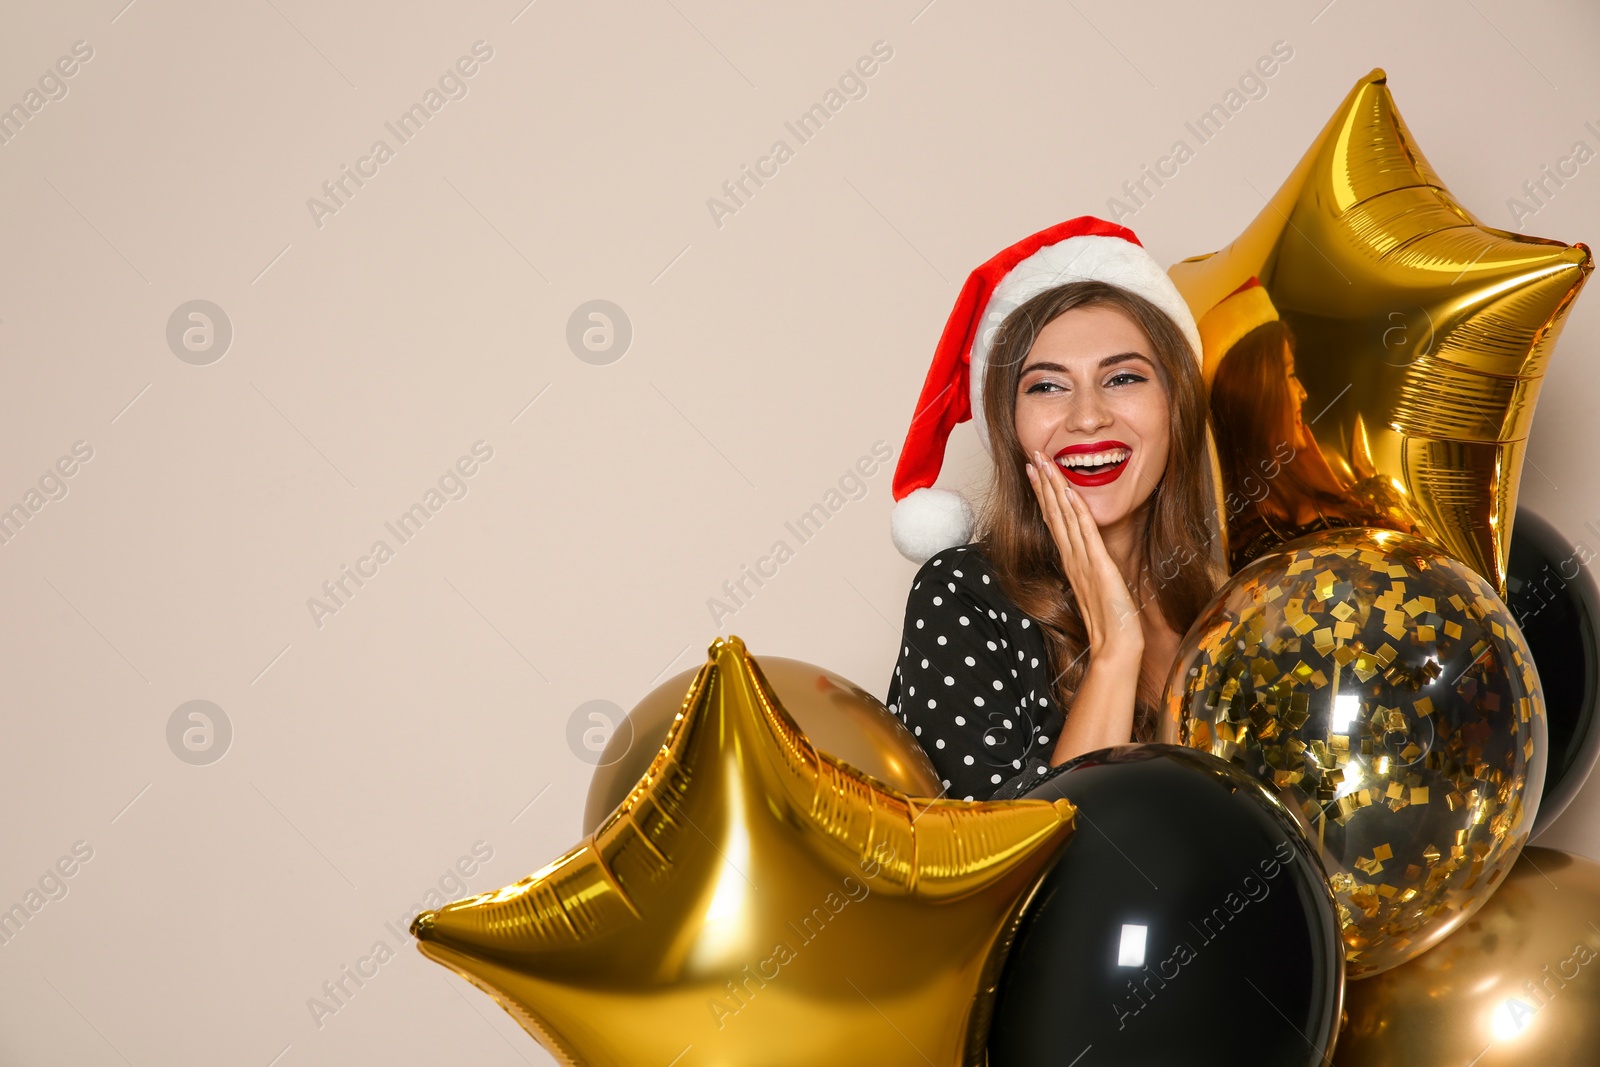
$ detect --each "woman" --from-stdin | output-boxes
[883,217,1224,801]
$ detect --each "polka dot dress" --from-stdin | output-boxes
[885,544,1063,802]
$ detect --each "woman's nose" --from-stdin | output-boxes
[1061,389,1113,434]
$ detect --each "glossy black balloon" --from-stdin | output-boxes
[1505,507,1600,836]
[988,745,1343,1067]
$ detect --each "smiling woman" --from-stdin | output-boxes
[884,217,1225,800]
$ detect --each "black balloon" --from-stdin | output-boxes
[988,745,1343,1067]
[1505,507,1600,836]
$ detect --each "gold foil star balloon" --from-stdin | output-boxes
[1174,68,1593,591]
[412,635,1078,1067]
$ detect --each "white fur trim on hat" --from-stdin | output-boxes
[967,235,1203,451]
[890,487,974,564]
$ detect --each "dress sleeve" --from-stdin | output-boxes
[889,555,1046,802]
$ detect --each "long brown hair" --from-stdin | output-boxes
[975,280,1221,743]
[1209,320,1349,519]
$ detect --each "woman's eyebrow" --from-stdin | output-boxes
[1021,352,1153,374]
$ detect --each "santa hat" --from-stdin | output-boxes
[889,216,1205,563]
[1196,276,1279,388]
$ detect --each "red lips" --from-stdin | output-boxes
[1052,439,1132,487]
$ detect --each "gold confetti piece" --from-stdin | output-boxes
[1411,787,1429,805]
[1386,565,1408,578]
[1403,598,1425,617]
[1418,596,1436,614]
[1377,884,1398,898]
[1374,643,1398,666]
[1292,614,1317,635]
[1492,620,1506,638]
[1524,737,1535,760]
[1331,601,1356,621]
[1386,782,1405,801]
[1287,558,1314,575]
[1415,696,1434,716]
[1449,593,1466,611]
[1422,844,1440,864]
[1416,625,1436,642]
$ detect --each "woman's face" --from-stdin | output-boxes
[1014,304,1171,532]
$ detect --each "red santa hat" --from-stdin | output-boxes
[890,216,1205,563]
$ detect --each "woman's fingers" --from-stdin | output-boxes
[1029,455,1073,562]
[1058,479,1142,639]
[1026,460,1067,555]
[1039,452,1088,566]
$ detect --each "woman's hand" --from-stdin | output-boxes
[1026,450,1145,665]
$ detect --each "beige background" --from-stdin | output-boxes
[1,0,1596,1063]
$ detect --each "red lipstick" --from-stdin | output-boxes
[1053,439,1132,487]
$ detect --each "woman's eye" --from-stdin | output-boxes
[1025,380,1064,394]
[1107,372,1147,387]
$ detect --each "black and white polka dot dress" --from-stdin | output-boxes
[885,543,1063,802]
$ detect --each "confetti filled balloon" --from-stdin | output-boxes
[1334,847,1600,1067]
[988,746,1344,1067]
[1158,527,1547,977]
[1172,68,1593,589]
[581,655,941,834]
[413,635,1079,1067]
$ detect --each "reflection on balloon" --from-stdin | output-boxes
[413,636,1078,1067]
[1335,847,1600,1067]
[1173,68,1593,590]
[989,745,1343,1067]
[1160,527,1546,976]
[582,655,941,834]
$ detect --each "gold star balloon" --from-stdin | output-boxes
[1174,68,1593,591]
[412,635,1078,1067]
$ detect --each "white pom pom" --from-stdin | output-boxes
[891,487,975,563]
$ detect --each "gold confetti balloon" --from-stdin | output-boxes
[1157,527,1547,977]
[413,636,1079,1067]
[581,656,942,834]
[1334,847,1600,1067]
[1172,68,1593,590]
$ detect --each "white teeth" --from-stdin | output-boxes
[1058,447,1131,469]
